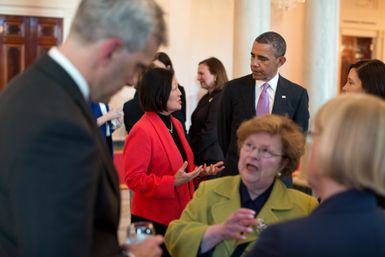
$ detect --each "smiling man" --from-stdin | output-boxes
[218,31,309,178]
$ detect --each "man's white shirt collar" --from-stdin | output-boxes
[48,47,90,100]
[255,73,279,91]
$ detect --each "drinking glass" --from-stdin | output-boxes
[126,221,155,245]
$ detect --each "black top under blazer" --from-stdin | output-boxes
[218,74,309,176]
[0,54,126,257]
[246,190,385,257]
[189,90,224,165]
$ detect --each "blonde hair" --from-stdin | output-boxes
[237,115,305,175]
[314,94,385,195]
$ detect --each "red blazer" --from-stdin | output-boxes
[123,112,195,225]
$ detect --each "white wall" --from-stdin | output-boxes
[271,3,306,87]
[157,0,234,130]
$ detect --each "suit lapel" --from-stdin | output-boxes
[145,112,184,174]
[35,55,120,197]
[210,176,242,255]
[212,179,293,252]
[242,75,257,117]
[272,75,289,116]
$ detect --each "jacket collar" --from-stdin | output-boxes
[35,54,121,198]
[211,176,293,253]
[313,189,377,216]
[143,112,195,172]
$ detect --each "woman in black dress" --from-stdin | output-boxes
[189,57,228,167]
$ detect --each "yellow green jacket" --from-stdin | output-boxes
[165,176,318,257]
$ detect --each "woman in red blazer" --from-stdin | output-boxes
[123,68,223,240]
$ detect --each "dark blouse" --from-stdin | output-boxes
[158,113,187,162]
[189,90,224,165]
[239,181,274,214]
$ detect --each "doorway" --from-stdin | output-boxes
[340,35,374,91]
[0,15,63,90]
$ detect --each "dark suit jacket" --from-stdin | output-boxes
[218,74,309,176]
[90,101,114,156]
[123,92,144,134]
[123,86,187,134]
[246,190,385,257]
[0,55,125,257]
[188,90,224,165]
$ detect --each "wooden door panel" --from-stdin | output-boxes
[0,15,62,90]
[3,44,25,84]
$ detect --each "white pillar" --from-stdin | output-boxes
[303,0,340,117]
[233,0,270,78]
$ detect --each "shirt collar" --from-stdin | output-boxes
[255,72,280,92]
[239,180,274,207]
[48,47,90,100]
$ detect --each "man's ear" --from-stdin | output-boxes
[100,38,123,65]
[277,56,286,67]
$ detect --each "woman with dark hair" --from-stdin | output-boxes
[123,68,224,250]
[343,59,385,99]
[189,57,228,166]
[123,52,186,134]
[153,52,187,127]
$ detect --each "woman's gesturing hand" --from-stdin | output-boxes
[200,161,225,177]
[174,162,202,187]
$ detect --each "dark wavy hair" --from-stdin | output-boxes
[139,68,174,113]
[348,59,385,100]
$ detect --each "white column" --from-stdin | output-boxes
[303,0,340,117]
[233,0,270,78]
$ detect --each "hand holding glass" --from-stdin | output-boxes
[126,222,156,245]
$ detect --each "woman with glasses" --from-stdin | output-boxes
[165,115,318,257]
[245,94,385,257]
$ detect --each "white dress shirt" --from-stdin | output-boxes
[255,73,280,114]
[48,47,90,100]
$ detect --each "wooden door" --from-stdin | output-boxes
[0,15,63,90]
[340,36,373,91]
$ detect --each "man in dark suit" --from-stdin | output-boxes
[218,31,309,178]
[0,0,166,257]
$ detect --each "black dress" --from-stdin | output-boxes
[189,90,224,165]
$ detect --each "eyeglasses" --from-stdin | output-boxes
[241,143,284,159]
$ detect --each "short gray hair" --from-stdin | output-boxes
[255,31,286,57]
[71,0,167,52]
